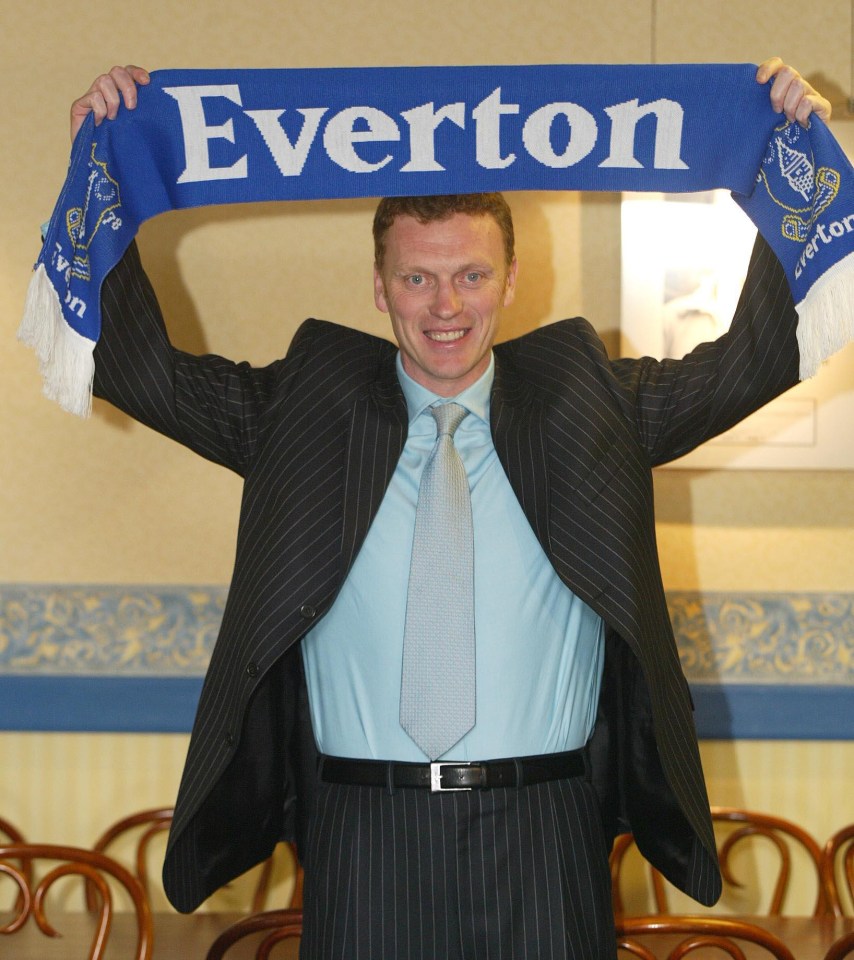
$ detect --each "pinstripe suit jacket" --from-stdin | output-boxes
[94,235,799,914]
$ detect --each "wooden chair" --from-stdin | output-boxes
[0,815,25,844]
[91,807,303,911]
[822,824,854,917]
[0,842,153,959]
[204,908,303,959]
[617,916,796,960]
[0,815,30,909]
[611,806,827,916]
[824,930,854,960]
[88,806,172,911]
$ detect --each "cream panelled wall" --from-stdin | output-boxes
[5,0,853,585]
[1,0,852,917]
[0,732,299,911]
[4,2,853,580]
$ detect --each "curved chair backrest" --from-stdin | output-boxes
[712,807,826,915]
[0,815,30,910]
[0,815,25,844]
[616,915,796,960]
[91,806,302,912]
[204,908,303,960]
[823,929,854,960]
[611,806,827,916]
[822,824,854,918]
[0,841,153,960]
[89,806,173,910]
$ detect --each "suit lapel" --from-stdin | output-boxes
[491,345,611,613]
[340,351,408,576]
[490,353,551,554]
[339,349,554,583]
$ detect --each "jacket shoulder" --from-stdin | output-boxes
[496,317,607,363]
[292,318,397,361]
[494,317,616,397]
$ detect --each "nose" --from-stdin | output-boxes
[431,279,462,319]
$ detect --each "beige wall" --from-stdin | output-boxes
[1,0,852,915]
[3,0,853,587]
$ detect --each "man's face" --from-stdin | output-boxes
[374,213,517,397]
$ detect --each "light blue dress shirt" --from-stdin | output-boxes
[301,353,604,761]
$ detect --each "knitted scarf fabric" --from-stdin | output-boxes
[20,63,854,415]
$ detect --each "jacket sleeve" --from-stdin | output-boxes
[93,241,308,476]
[610,233,800,466]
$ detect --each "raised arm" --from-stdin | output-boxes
[68,66,295,473]
[612,60,833,463]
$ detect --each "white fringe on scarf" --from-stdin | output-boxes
[795,250,854,380]
[18,263,95,418]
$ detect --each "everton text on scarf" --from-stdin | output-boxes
[163,82,690,182]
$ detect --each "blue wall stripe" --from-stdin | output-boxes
[0,676,202,733]
[691,683,854,740]
[1,675,851,739]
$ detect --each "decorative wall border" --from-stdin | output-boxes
[665,591,853,685]
[0,585,224,675]
[1,585,852,737]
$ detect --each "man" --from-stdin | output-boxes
[70,60,830,959]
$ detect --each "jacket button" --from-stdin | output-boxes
[300,604,317,620]
[224,732,235,747]
[246,661,259,678]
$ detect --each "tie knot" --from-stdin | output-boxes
[431,402,467,439]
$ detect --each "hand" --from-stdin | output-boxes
[756,57,832,126]
[70,64,151,142]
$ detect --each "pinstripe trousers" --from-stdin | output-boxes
[300,775,618,960]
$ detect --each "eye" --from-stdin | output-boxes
[464,272,483,283]
[407,274,425,286]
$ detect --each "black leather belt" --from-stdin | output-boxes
[318,749,586,792]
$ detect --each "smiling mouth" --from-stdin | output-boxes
[425,329,467,342]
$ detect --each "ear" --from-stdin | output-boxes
[373,265,389,313]
[503,257,518,308]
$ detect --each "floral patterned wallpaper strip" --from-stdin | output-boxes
[0,585,851,684]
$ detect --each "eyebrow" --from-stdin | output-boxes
[393,261,496,277]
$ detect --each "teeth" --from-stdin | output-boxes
[427,330,466,342]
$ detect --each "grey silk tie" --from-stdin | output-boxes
[400,402,475,760]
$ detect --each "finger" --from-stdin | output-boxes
[780,75,810,120]
[767,65,801,115]
[755,56,785,85]
[793,93,833,125]
[71,91,108,127]
[70,87,111,142]
[90,64,151,117]
[777,74,833,126]
[125,64,151,86]
[758,61,832,125]
[69,65,151,142]
[98,65,141,115]
[107,64,151,112]
[77,71,125,126]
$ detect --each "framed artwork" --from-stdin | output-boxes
[620,190,854,469]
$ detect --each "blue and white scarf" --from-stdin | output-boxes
[20,63,854,416]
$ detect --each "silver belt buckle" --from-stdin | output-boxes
[430,762,472,792]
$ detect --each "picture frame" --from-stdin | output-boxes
[620,190,854,469]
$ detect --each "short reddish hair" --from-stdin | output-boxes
[373,193,515,270]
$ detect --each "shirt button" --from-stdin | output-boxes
[300,604,317,620]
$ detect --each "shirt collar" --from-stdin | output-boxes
[395,353,494,426]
